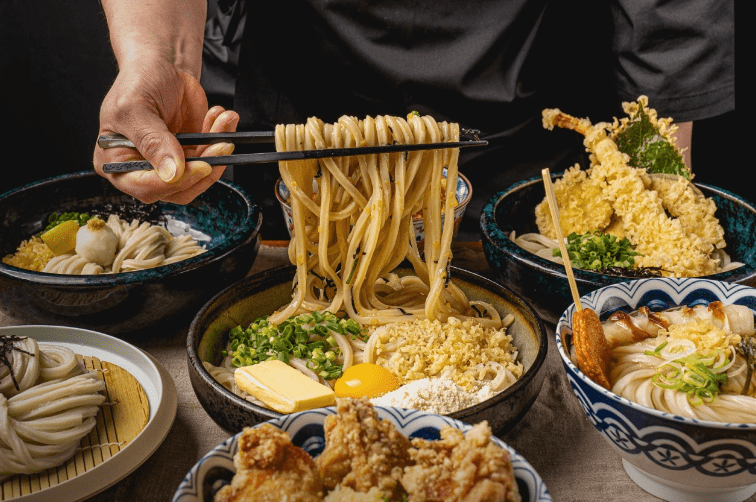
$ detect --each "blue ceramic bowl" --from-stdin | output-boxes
[481,173,756,325]
[172,406,552,502]
[187,265,547,436]
[0,171,262,334]
[556,278,756,502]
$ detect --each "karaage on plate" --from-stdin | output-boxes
[316,397,413,499]
[213,423,324,502]
[401,421,521,502]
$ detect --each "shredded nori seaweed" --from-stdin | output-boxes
[1,335,34,392]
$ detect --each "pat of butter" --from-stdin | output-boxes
[234,360,336,413]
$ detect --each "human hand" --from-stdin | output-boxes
[93,62,239,204]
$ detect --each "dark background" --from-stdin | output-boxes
[0,1,744,236]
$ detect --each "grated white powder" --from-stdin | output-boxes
[370,375,496,415]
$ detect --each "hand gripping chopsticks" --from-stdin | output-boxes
[98,131,487,174]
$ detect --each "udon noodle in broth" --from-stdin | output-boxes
[599,302,756,423]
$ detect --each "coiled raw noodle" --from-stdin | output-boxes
[42,214,205,275]
[0,336,106,478]
[273,114,499,328]
[610,337,756,423]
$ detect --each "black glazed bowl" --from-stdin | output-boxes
[187,265,548,435]
[0,171,262,334]
[481,173,756,325]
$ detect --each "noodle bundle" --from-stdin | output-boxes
[40,214,206,275]
[0,336,106,478]
[273,114,492,327]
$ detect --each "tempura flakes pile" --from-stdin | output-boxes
[538,97,726,278]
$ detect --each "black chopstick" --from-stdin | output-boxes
[102,140,488,173]
[97,131,276,149]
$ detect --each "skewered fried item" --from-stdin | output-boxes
[572,308,612,389]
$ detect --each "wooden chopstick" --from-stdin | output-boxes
[542,168,583,311]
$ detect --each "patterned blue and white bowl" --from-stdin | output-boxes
[172,407,551,502]
[556,278,756,502]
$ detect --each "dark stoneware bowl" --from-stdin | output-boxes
[187,265,548,435]
[0,171,262,334]
[481,173,756,325]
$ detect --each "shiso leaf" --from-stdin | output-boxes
[613,98,691,179]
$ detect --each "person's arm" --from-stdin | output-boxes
[94,0,238,204]
[672,121,692,169]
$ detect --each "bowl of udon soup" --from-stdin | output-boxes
[187,264,548,436]
[556,278,756,502]
[275,169,472,248]
[481,172,756,325]
[0,171,262,334]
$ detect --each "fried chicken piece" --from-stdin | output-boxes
[401,421,521,502]
[316,397,413,499]
[214,424,324,502]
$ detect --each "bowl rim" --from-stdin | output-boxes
[275,169,474,212]
[555,276,756,431]
[186,264,549,426]
[0,171,263,286]
[480,172,756,284]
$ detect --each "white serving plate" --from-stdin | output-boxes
[0,325,178,502]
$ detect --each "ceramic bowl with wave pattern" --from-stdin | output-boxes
[172,406,551,502]
[556,278,756,502]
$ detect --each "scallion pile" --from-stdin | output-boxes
[645,341,731,406]
[222,311,366,380]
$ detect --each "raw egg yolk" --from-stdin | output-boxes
[334,363,400,398]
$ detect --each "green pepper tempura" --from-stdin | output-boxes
[222,311,367,380]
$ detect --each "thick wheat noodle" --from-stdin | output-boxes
[42,214,206,275]
[272,114,497,328]
[610,338,756,423]
[0,337,106,478]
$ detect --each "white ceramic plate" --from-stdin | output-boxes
[173,406,551,502]
[0,325,178,502]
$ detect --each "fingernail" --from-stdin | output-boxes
[157,157,177,182]
[221,143,235,155]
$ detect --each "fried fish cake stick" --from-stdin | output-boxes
[572,308,612,389]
